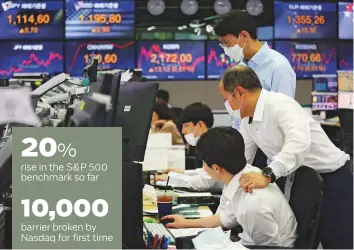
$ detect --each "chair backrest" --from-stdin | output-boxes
[338,109,353,135]
[289,166,324,249]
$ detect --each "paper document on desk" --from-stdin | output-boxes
[192,227,248,249]
[169,228,208,238]
[176,192,212,197]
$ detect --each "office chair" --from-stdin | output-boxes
[245,166,324,249]
[338,109,353,156]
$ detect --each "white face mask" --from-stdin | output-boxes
[184,133,200,146]
[223,38,245,63]
[184,123,201,146]
[224,100,240,118]
[224,92,244,118]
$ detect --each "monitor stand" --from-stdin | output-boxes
[122,161,145,249]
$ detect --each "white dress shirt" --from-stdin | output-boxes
[168,168,224,191]
[220,165,298,247]
[240,89,350,178]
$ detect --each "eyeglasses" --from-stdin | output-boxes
[227,88,237,101]
[219,39,233,48]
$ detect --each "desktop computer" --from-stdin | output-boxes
[115,81,158,248]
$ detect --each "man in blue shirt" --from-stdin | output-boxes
[213,10,296,130]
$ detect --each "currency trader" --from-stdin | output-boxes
[213,10,296,130]
[162,127,298,248]
[219,65,353,249]
[154,102,223,192]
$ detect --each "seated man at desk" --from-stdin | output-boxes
[162,127,298,247]
[154,102,223,191]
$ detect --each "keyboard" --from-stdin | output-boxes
[143,222,175,243]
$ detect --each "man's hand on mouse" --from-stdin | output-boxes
[161,215,189,228]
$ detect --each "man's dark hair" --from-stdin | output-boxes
[156,89,170,103]
[222,65,262,93]
[196,127,246,175]
[214,10,258,40]
[152,102,173,120]
[180,102,214,128]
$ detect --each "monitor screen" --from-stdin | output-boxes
[275,41,337,78]
[313,74,337,92]
[65,0,135,39]
[137,41,205,80]
[0,0,63,39]
[0,41,63,77]
[206,41,272,79]
[312,93,338,111]
[339,42,353,71]
[274,1,337,39]
[338,2,354,39]
[65,40,135,77]
[338,92,353,109]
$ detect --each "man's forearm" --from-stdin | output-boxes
[184,214,221,228]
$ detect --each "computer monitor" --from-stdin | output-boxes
[312,74,337,92]
[0,137,12,203]
[312,92,338,111]
[106,72,121,127]
[116,81,159,162]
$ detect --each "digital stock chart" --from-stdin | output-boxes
[0,0,63,39]
[65,40,135,77]
[0,41,63,76]
[65,0,135,39]
[137,41,205,80]
[275,41,337,78]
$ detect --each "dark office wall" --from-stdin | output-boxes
[158,79,312,109]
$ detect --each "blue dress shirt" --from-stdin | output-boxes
[231,42,296,129]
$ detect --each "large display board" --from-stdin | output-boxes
[0,41,63,77]
[65,40,135,77]
[0,0,63,39]
[137,41,205,80]
[275,41,337,78]
[274,1,337,39]
[65,0,135,39]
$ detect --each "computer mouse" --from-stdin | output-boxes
[161,219,174,225]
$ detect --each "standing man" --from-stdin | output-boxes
[219,65,353,249]
[213,10,296,130]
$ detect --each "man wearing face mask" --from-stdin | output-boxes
[219,65,353,249]
[213,10,296,130]
[153,102,224,192]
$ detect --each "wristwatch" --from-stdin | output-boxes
[262,167,276,183]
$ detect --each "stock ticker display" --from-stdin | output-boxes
[0,0,63,39]
[207,41,273,79]
[275,41,337,79]
[0,41,63,77]
[338,2,354,39]
[339,42,353,71]
[65,0,135,39]
[137,41,205,80]
[274,1,337,39]
[65,40,135,77]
